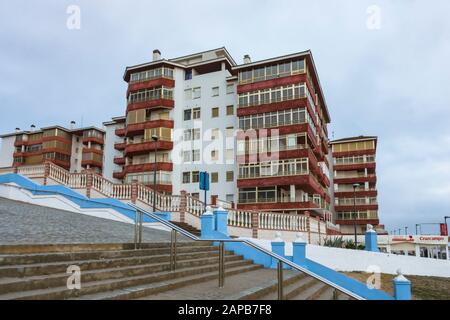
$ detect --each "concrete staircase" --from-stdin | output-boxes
[0,243,349,300]
[170,221,201,237]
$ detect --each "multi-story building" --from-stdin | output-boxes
[2,48,386,230]
[330,136,380,234]
[104,48,332,219]
[234,52,332,218]
[0,124,105,173]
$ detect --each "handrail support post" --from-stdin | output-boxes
[277,260,283,300]
[219,241,225,288]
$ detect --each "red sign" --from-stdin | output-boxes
[440,223,448,236]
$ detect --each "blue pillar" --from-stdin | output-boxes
[200,208,214,239]
[271,233,285,268]
[365,224,379,252]
[293,233,307,266]
[393,269,412,300]
[214,207,229,236]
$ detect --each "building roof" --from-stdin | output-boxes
[0,125,104,138]
[330,135,378,144]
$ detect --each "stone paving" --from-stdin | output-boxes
[0,197,183,244]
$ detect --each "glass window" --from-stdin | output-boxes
[212,107,219,118]
[226,84,234,94]
[226,171,234,182]
[226,105,234,116]
[212,86,219,96]
[185,69,192,80]
[182,172,191,183]
[184,109,192,121]
[192,108,201,119]
[192,171,199,183]
[193,87,201,99]
[211,172,218,183]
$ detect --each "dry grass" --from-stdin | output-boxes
[344,271,450,300]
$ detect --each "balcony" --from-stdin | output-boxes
[124,162,173,174]
[127,98,174,113]
[125,119,174,137]
[113,171,125,180]
[113,157,126,165]
[114,142,126,151]
[128,78,175,93]
[82,136,104,145]
[237,201,319,211]
[336,210,379,226]
[124,140,173,156]
[333,174,377,185]
[81,159,103,168]
[115,128,126,137]
[334,162,376,171]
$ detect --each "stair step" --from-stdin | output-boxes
[0,250,235,278]
[81,264,263,300]
[0,254,244,295]
[233,271,305,300]
[0,244,217,266]
[289,279,329,300]
[0,259,254,300]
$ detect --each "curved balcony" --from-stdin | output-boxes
[113,171,125,180]
[114,142,126,151]
[237,200,318,211]
[125,119,174,137]
[81,159,103,168]
[124,162,173,174]
[333,175,377,185]
[127,78,175,94]
[335,204,379,211]
[113,157,126,165]
[237,74,307,94]
[82,136,104,145]
[127,99,174,113]
[333,162,376,171]
[115,128,126,137]
[124,140,173,156]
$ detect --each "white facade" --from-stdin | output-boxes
[171,62,238,203]
[0,135,15,168]
[103,120,125,182]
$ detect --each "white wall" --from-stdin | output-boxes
[239,237,450,278]
[103,122,124,182]
[0,136,15,168]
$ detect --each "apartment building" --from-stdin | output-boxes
[105,48,238,200]
[0,124,105,173]
[330,136,380,234]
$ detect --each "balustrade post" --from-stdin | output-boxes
[179,190,187,223]
[316,216,321,245]
[305,211,311,244]
[86,170,93,198]
[131,179,138,204]
[13,166,18,174]
[43,161,50,186]
[251,212,259,238]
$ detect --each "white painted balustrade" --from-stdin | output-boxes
[17,165,45,178]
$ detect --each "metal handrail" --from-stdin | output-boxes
[127,203,365,300]
[1,181,364,300]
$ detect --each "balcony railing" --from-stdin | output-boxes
[337,211,379,220]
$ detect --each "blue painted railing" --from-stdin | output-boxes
[0,173,170,223]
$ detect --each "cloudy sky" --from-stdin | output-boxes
[1,0,449,234]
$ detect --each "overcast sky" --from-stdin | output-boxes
[1,0,449,234]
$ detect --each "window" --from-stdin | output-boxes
[192,108,201,119]
[184,109,192,121]
[211,172,218,183]
[212,107,219,118]
[192,171,200,183]
[211,150,218,160]
[226,105,234,116]
[226,194,234,203]
[226,171,234,182]
[193,128,201,140]
[184,89,192,100]
[226,127,234,137]
[183,151,191,162]
[211,128,219,140]
[226,84,234,94]
[185,69,192,80]
[192,149,200,162]
[183,129,192,141]
[212,86,219,96]
[226,149,234,161]
[193,87,201,99]
[182,172,191,183]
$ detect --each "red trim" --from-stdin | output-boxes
[237,74,307,94]
[237,201,318,211]
[82,148,103,155]
[126,99,174,112]
[332,149,376,157]
[82,137,104,145]
[335,204,379,211]
[127,78,175,94]
[113,157,126,165]
[115,128,126,137]
[124,162,173,173]
[81,160,103,168]
[334,176,377,184]
[336,219,379,226]
[237,174,323,195]
[124,140,173,156]
[334,162,376,171]
[335,190,378,197]
[237,97,308,117]
[125,119,174,137]
[114,143,126,151]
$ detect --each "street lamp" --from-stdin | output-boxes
[151,134,159,213]
[352,183,360,247]
[405,226,408,235]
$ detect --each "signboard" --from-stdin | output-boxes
[440,223,448,236]
[199,172,209,191]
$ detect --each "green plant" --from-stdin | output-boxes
[323,236,344,248]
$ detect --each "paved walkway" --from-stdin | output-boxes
[0,197,181,244]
